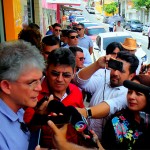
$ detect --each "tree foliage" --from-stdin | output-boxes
[133,0,150,10]
[104,2,118,15]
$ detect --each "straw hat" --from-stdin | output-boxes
[121,38,137,51]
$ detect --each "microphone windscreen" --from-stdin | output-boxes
[47,100,67,115]
[123,80,150,96]
[66,106,99,148]
[66,106,88,132]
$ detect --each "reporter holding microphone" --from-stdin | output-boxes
[36,74,150,150]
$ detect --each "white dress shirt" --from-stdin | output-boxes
[74,69,128,139]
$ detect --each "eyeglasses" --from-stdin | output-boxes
[14,79,42,90]
[69,35,79,39]
[50,70,73,78]
[79,57,85,61]
[55,29,62,32]
[76,28,83,31]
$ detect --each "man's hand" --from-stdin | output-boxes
[96,55,111,69]
[35,95,54,115]
[35,145,48,150]
[48,120,68,148]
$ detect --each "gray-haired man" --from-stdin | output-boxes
[0,40,45,150]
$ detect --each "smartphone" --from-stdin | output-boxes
[108,58,123,72]
[36,96,48,108]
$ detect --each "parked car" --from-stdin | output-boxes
[85,6,91,11]
[88,7,95,14]
[93,32,148,64]
[72,17,89,26]
[142,23,150,36]
[95,13,103,20]
[85,26,106,41]
[79,22,99,28]
[103,16,109,24]
[124,20,143,32]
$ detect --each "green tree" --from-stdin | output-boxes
[104,2,118,15]
[133,0,150,21]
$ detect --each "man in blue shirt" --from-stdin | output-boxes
[0,40,45,150]
[76,23,93,55]
[69,13,74,23]
[46,25,53,35]
[64,30,92,66]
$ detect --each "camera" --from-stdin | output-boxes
[108,58,123,72]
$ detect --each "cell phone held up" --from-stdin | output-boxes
[36,96,49,108]
[108,58,123,72]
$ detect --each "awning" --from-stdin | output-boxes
[62,6,83,11]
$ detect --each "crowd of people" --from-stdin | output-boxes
[0,20,150,150]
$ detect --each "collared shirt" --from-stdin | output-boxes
[135,54,142,75]
[74,70,128,139]
[109,22,114,28]
[64,45,92,66]
[46,30,53,35]
[0,99,30,150]
[78,34,93,50]
[38,77,70,102]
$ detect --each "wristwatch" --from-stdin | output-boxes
[85,107,92,119]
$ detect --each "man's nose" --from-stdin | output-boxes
[56,74,64,81]
[113,69,120,75]
[34,82,42,91]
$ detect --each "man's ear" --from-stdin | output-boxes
[129,73,136,80]
[0,80,11,94]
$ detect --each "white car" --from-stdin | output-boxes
[88,7,95,14]
[72,17,89,25]
[93,32,148,64]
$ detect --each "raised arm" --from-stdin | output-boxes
[77,101,110,119]
[78,55,111,80]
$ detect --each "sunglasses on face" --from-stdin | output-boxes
[55,29,62,32]
[76,28,83,31]
[69,35,79,39]
[50,70,73,78]
[79,57,85,61]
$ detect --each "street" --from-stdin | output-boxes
[75,3,150,64]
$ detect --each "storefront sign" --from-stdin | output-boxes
[46,0,81,5]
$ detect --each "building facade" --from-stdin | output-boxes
[0,0,81,42]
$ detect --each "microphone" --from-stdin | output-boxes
[47,100,68,115]
[66,106,88,132]
[66,106,99,148]
[123,80,150,97]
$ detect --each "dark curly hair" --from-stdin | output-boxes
[18,27,42,51]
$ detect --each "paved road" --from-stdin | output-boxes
[75,3,150,64]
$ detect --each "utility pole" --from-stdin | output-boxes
[102,0,104,15]
[118,0,120,15]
